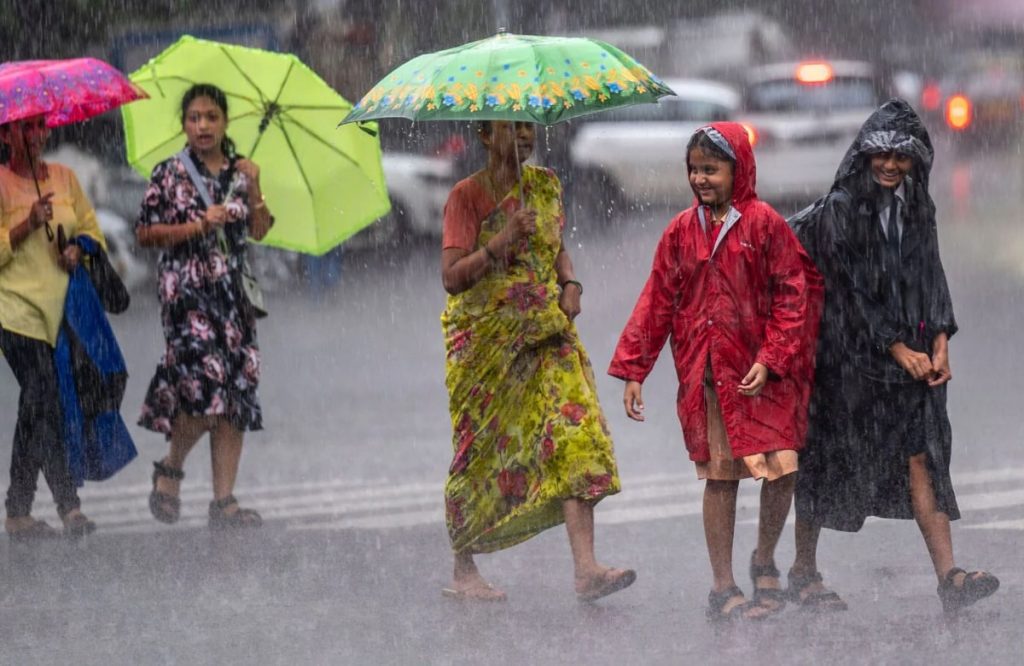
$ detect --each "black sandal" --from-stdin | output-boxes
[787,569,848,611]
[706,585,766,622]
[749,551,786,615]
[937,567,999,613]
[149,460,185,524]
[208,495,263,530]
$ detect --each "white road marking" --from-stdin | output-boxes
[68,466,1024,535]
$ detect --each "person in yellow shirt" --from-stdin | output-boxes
[0,114,105,539]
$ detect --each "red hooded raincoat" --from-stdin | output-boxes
[608,122,823,461]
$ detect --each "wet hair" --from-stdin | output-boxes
[180,83,237,157]
[686,130,734,165]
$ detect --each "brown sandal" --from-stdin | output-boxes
[59,510,97,539]
[149,460,184,524]
[208,495,263,530]
[6,518,60,542]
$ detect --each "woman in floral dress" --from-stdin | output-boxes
[136,84,272,529]
[440,120,634,602]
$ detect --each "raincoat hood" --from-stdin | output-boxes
[833,98,934,189]
[687,121,757,209]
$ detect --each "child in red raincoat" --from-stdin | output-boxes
[609,122,822,621]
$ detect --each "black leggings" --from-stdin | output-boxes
[0,325,79,518]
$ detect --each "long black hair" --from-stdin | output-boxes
[180,83,238,158]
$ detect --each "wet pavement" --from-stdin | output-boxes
[1,138,1023,664]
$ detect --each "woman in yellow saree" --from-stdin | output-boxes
[440,120,633,602]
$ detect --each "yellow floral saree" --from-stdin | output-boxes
[442,166,620,554]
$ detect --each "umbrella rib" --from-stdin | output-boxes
[278,114,368,171]
[219,45,270,105]
[270,59,296,106]
[274,116,316,198]
[134,73,264,107]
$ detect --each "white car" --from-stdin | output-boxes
[738,60,883,204]
[346,151,454,249]
[568,78,740,209]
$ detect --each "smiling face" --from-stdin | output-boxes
[182,95,227,157]
[480,120,535,163]
[1,115,51,162]
[688,146,734,212]
[870,150,913,189]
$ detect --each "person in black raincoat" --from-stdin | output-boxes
[786,99,998,613]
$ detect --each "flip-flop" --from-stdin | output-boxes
[576,568,637,602]
[441,582,508,602]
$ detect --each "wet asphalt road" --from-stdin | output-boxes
[1,137,1023,665]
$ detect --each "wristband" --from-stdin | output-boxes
[560,279,583,295]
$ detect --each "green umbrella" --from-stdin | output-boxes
[123,35,390,255]
[341,30,675,126]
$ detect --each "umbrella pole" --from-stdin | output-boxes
[22,134,53,241]
[514,136,524,207]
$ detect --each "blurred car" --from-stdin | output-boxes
[567,78,740,210]
[738,60,885,204]
[921,47,1024,148]
[664,11,796,85]
[346,151,455,249]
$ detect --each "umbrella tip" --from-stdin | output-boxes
[356,123,378,137]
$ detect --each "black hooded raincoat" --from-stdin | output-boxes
[791,99,960,532]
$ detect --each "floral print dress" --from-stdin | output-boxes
[442,166,620,555]
[137,151,262,437]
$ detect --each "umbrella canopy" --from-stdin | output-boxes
[341,31,675,126]
[123,35,390,256]
[0,57,147,128]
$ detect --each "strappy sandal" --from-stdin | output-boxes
[59,509,97,539]
[208,494,263,530]
[576,567,637,602]
[6,518,60,542]
[787,569,848,611]
[706,585,768,622]
[749,551,786,615]
[937,567,999,613]
[149,460,184,524]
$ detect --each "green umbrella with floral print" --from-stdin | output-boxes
[340,30,675,126]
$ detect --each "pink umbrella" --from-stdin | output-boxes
[0,56,146,223]
[0,57,147,127]
[0,57,146,237]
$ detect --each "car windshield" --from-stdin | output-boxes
[745,77,876,112]
[592,97,733,122]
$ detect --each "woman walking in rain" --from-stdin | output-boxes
[609,123,822,620]
[787,99,999,613]
[0,115,103,538]
[137,84,272,529]
[440,120,634,602]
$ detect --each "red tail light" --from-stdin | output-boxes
[740,123,758,148]
[945,94,972,131]
[921,83,941,111]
